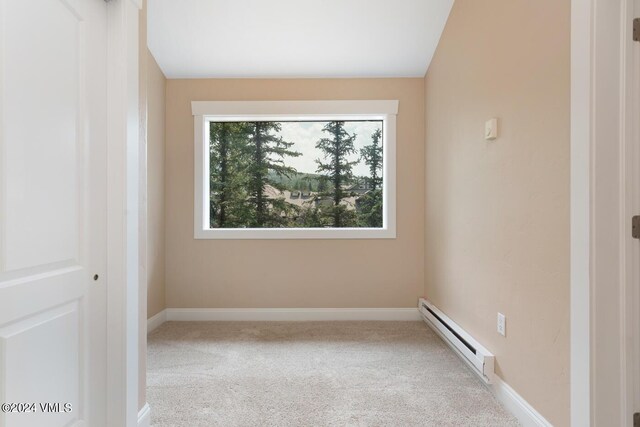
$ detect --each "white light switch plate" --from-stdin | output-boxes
[497,313,506,336]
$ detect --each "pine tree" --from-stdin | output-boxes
[209,122,252,228]
[356,189,383,227]
[298,205,325,227]
[247,122,300,227]
[360,128,383,190]
[315,121,359,227]
[357,128,384,227]
[317,176,328,192]
[210,123,230,227]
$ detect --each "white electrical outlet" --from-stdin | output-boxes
[497,313,506,337]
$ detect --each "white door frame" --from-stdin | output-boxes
[571,0,638,425]
[630,1,640,420]
[623,0,640,421]
[106,0,141,425]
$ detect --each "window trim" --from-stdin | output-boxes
[192,100,398,240]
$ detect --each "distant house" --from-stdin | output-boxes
[345,178,373,195]
[263,185,315,209]
[313,195,358,211]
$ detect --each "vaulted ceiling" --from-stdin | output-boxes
[147,0,454,79]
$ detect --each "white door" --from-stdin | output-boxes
[0,0,108,426]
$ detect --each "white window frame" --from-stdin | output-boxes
[192,100,398,239]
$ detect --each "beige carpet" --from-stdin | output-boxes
[147,321,519,426]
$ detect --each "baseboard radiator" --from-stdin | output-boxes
[419,298,495,383]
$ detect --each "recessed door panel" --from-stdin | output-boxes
[2,0,82,273]
[0,304,80,427]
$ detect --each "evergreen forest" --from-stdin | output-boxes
[209,120,383,229]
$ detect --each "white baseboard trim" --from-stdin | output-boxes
[147,309,167,334]
[138,403,151,427]
[418,303,551,426]
[165,307,421,322]
[489,375,552,427]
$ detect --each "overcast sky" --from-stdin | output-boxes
[277,121,383,177]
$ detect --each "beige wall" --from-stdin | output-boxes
[147,52,167,319]
[139,48,166,409]
[139,0,167,410]
[424,1,570,425]
[165,78,425,309]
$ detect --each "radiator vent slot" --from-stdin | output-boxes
[422,303,477,355]
[419,298,494,383]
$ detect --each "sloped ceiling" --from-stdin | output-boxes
[148,0,454,79]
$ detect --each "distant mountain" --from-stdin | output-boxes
[267,171,370,193]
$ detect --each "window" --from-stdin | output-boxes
[193,100,397,239]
